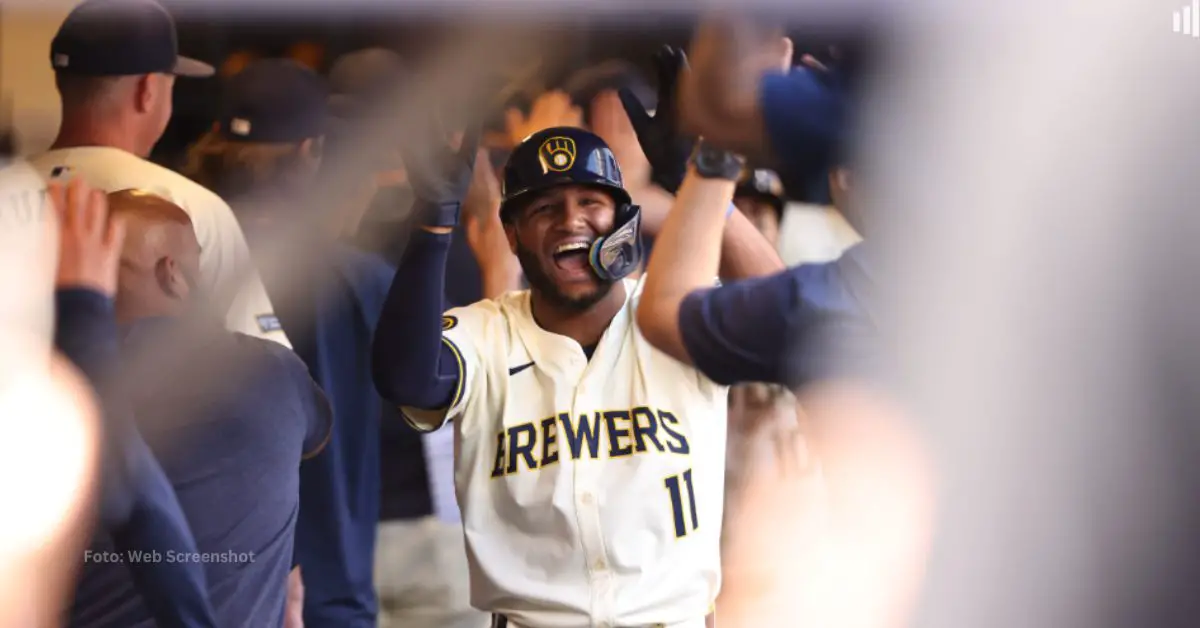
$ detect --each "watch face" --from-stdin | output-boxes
[694,146,743,179]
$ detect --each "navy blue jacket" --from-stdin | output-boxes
[55,289,217,628]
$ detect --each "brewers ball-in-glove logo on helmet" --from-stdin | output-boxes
[539,136,577,172]
[501,127,644,281]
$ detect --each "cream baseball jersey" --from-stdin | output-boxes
[28,147,290,347]
[402,277,728,628]
[0,159,56,374]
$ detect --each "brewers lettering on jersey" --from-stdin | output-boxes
[371,123,795,628]
[407,279,726,628]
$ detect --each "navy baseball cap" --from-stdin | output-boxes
[50,0,213,78]
[219,59,328,143]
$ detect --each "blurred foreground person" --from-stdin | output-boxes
[185,58,399,628]
[325,49,496,628]
[0,169,102,627]
[28,0,289,348]
[0,158,57,362]
[0,353,100,628]
[868,3,1200,628]
[71,189,330,627]
[325,48,412,258]
[50,180,222,628]
[327,48,521,301]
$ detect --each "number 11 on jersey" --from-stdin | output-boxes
[664,469,699,538]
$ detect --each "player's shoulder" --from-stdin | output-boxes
[0,158,50,211]
[231,331,310,380]
[29,147,230,213]
[443,289,529,333]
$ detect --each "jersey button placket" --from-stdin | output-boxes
[571,364,610,623]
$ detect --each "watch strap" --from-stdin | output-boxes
[689,141,746,181]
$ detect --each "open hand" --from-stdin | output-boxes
[678,17,793,148]
[51,179,126,296]
[504,90,583,145]
[463,149,522,297]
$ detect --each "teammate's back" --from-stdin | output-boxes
[67,189,329,627]
[70,323,329,627]
[30,0,288,348]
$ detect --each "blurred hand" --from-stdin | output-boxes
[590,90,652,188]
[504,90,583,145]
[619,46,697,195]
[51,179,126,296]
[679,17,793,146]
[719,383,933,628]
[463,149,522,298]
[463,148,502,220]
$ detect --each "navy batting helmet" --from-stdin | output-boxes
[499,126,643,282]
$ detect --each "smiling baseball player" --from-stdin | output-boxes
[371,93,782,627]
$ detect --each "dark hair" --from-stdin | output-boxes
[54,73,125,107]
[181,129,319,199]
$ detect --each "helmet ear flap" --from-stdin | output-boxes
[588,203,643,282]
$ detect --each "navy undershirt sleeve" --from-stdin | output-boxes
[677,271,799,387]
[371,226,462,409]
[54,288,217,628]
[677,261,868,388]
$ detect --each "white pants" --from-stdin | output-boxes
[374,517,488,628]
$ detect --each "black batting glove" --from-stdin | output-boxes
[400,109,481,228]
[618,46,696,195]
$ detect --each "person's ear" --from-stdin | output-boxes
[133,74,156,114]
[155,256,190,300]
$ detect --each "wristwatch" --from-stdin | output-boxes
[422,201,462,229]
[689,140,746,181]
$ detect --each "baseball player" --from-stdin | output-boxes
[29,0,289,348]
[371,90,782,627]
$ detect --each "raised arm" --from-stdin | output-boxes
[621,47,783,363]
[50,181,217,627]
[371,123,481,412]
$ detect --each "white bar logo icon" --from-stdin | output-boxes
[1174,0,1200,36]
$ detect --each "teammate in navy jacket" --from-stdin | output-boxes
[49,179,219,628]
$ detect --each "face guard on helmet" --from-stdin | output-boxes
[500,126,644,282]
